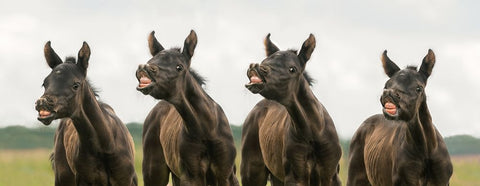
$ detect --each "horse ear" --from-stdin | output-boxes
[381,50,400,78]
[44,41,63,69]
[77,42,90,74]
[264,33,279,56]
[148,31,164,56]
[298,34,316,67]
[182,30,197,65]
[419,49,435,79]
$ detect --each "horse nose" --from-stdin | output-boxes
[383,89,399,99]
[138,64,147,70]
[35,97,48,111]
[36,96,54,106]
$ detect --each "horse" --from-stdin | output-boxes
[136,30,238,186]
[242,33,342,186]
[347,49,453,185]
[35,41,137,186]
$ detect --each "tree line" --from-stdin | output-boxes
[0,123,478,155]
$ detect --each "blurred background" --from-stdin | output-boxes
[0,0,478,185]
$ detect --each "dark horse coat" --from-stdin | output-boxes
[136,30,238,186]
[347,50,452,186]
[35,42,137,186]
[242,34,342,186]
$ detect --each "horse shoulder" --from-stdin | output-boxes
[61,119,79,175]
[156,103,183,175]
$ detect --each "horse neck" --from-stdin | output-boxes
[70,82,114,152]
[283,78,324,139]
[168,74,217,136]
[406,100,437,154]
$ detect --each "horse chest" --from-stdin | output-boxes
[62,121,80,174]
[61,122,109,184]
[364,125,402,185]
[258,113,288,179]
[159,111,183,176]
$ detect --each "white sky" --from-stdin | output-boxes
[0,0,479,138]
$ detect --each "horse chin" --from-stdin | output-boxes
[37,112,56,126]
[137,83,154,95]
[245,82,265,94]
[383,108,400,120]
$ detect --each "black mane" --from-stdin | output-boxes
[406,65,418,71]
[189,69,206,86]
[65,57,76,63]
[303,71,314,86]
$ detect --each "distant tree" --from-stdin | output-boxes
[1,124,479,156]
[445,135,480,155]
[126,122,143,146]
[0,126,55,149]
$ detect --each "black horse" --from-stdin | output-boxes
[347,50,453,186]
[136,30,238,186]
[242,33,342,186]
[35,41,137,186]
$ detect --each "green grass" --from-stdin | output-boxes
[0,149,478,186]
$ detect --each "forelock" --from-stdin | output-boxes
[65,57,76,64]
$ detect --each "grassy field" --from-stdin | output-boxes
[0,149,478,186]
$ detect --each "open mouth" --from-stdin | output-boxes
[136,70,154,95]
[245,69,265,94]
[37,109,56,125]
[382,96,399,118]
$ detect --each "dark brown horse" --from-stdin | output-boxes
[136,30,238,186]
[347,50,453,186]
[242,34,342,186]
[35,42,137,186]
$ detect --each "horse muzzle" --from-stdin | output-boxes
[245,63,266,94]
[381,89,400,119]
[136,64,155,95]
[35,97,56,125]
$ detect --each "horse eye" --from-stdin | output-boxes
[73,83,80,90]
[416,86,423,93]
[176,65,184,72]
[289,67,296,73]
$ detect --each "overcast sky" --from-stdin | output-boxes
[1,0,479,138]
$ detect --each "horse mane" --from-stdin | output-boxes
[86,79,100,97]
[406,65,418,71]
[287,49,298,54]
[65,56,76,63]
[189,69,206,86]
[303,71,314,86]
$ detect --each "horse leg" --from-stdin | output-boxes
[178,140,208,186]
[270,175,284,186]
[426,138,452,186]
[347,130,370,186]
[331,166,342,186]
[319,163,342,186]
[53,124,75,186]
[172,174,180,186]
[283,144,310,186]
[393,155,424,186]
[209,138,238,186]
[241,126,268,185]
[143,120,170,186]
